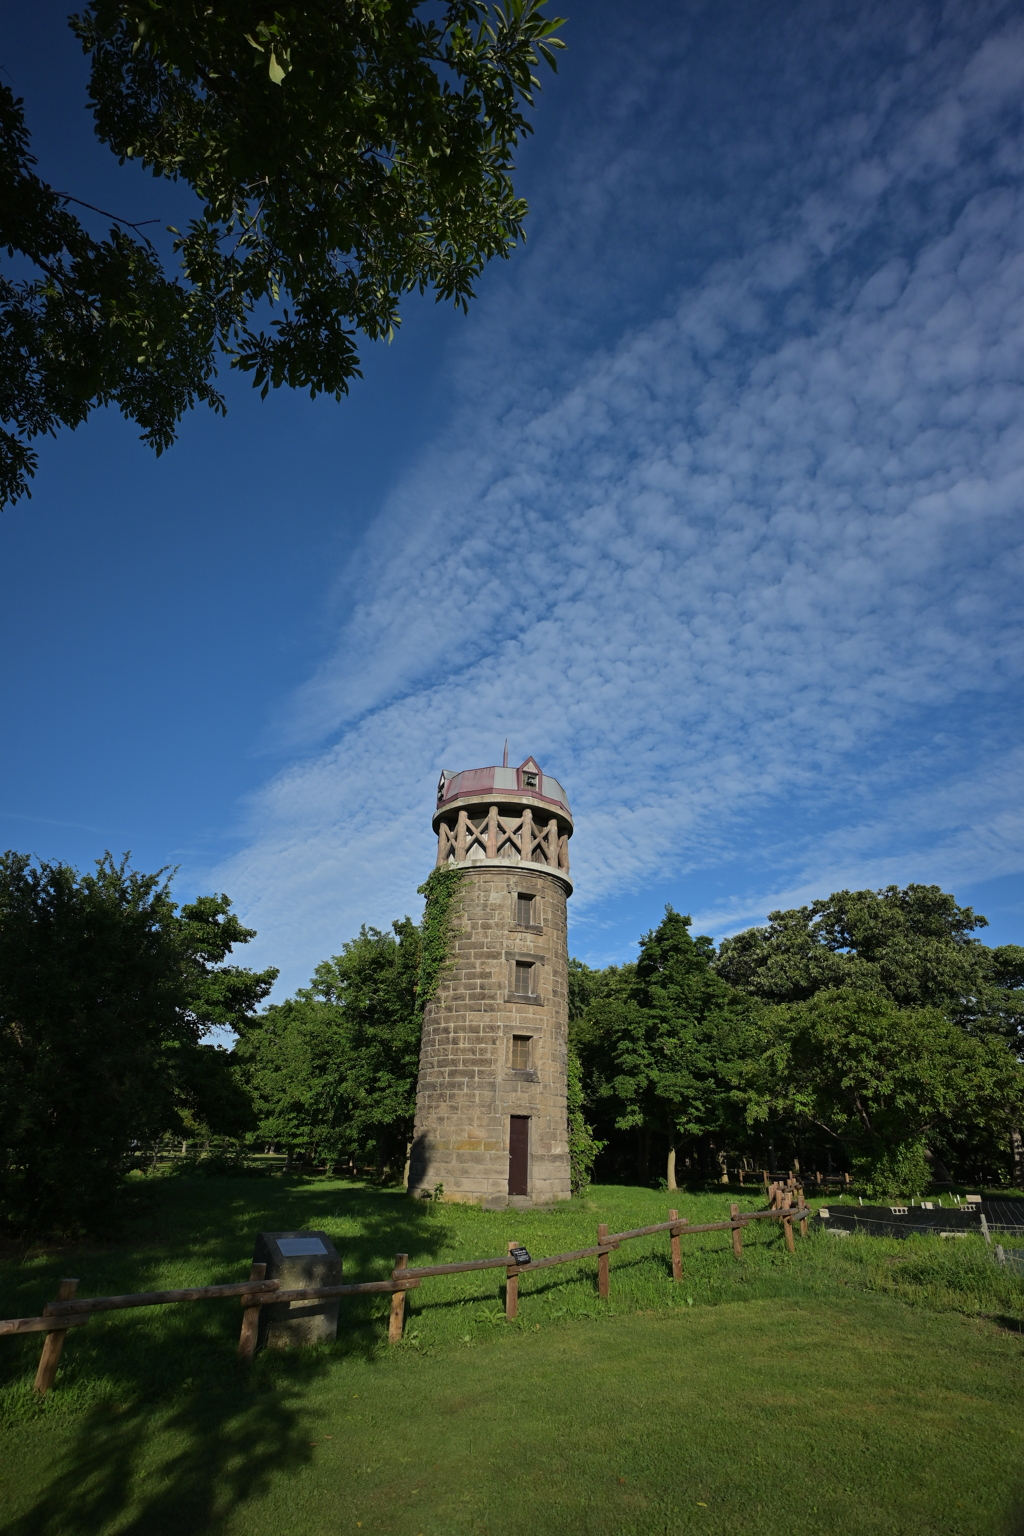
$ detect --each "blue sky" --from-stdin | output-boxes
[3,1,1023,999]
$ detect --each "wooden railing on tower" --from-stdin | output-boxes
[437,807,569,872]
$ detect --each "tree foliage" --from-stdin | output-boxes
[0,851,275,1235]
[566,1046,602,1194]
[235,919,422,1174]
[569,887,1024,1193]
[714,884,1024,1035]
[738,988,1024,1196]
[0,2,565,507]
[571,909,751,1186]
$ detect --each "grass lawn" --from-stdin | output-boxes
[2,1178,1024,1535]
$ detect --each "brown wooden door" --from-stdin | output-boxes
[508,1116,529,1196]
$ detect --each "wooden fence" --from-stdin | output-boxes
[2,1197,810,1395]
[725,1168,853,1191]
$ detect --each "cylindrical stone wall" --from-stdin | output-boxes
[407,863,572,1207]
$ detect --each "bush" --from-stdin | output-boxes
[854,1139,931,1199]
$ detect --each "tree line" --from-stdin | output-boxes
[3,846,1023,1238]
[571,889,1024,1197]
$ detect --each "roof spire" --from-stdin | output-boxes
[503,738,509,768]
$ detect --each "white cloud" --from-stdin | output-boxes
[206,6,1024,992]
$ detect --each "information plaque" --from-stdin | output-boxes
[252,1230,342,1351]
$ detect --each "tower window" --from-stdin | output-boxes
[523,770,538,788]
[511,1035,531,1070]
[514,960,536,996]
[516,893,535,925]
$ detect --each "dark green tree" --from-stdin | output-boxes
[566,1046,603,1194]
[714,884,1024,1030]
[232,994,351,1162]
[719,884,1024,1186]
[235,918,422,1175]
[0,851,275,1235]
[572,909,752,1188]
[1,1,565,507]
[738,988,1024,1197]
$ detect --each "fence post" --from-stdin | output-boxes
[237,1262,267,1362]
[505,1242,520,1321]
[389,1254,409,1342]
[730,1202,743,1259]
[34,1279,79,1395]
[799,1200,809,1240]
[782,1193,795,1254]
[598,1223,610,1300]
[668,1210,683,1282]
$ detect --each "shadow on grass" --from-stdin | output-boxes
[1,1356,323,1536]
[0,1180,456,1536]
[1,1179,454,1380]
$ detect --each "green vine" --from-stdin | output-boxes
[416,866,465,1011]
[567,1047,604,1194]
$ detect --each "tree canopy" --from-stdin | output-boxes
[234,919,422,1177]
[571,909,752,1188]
[738,989,1024,1197]
[714,884,1024,1031]
[0,1,565,507]
[5,856,1022,1231]
[0,851,275,1235]
[566,887,1024,1194]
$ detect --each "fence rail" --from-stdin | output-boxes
[3,1198,810,1395]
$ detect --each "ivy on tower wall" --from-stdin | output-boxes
[416,866,465,1011]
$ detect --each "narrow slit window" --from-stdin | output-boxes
[516,893,535,926]
[511,1035,531,1070]
[515,960,536,996]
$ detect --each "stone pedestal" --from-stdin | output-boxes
[253,1230,341,1349]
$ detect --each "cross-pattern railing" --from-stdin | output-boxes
[436,806,569,871]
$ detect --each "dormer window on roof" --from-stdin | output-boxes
[433,757,571,817]
[518,756,542,792]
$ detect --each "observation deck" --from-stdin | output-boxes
[432,755,573,889]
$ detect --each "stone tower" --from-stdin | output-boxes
[407,754,574,1207]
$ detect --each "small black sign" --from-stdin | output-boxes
[509,1246,532,1266]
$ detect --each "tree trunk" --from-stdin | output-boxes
[636,1126,651,1184]
[667,1138,677,1191]
[1012,1127,1024,1190]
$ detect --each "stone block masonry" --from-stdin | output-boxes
[407,757,573,1208]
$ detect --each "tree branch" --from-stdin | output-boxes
[56,194,161,241]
